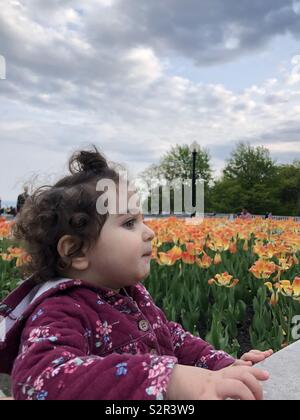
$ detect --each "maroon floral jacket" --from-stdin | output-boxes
[0,278,235,400]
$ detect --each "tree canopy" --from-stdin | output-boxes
[140,144,212,185]
[139,142,300,216]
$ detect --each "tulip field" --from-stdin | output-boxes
[144,217,300,356]
[1,215,300,357]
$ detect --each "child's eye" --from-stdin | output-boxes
[124,219,136,229]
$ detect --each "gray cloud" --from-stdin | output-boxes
[257,120,300,144]
[198,117,300,166]
[1,0,300,200]
[85,0,300,65]
[1,0,299,115]
[2,0,300,93]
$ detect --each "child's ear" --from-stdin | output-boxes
[57,235,90,271]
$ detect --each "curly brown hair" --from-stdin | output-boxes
[14,146,120,283]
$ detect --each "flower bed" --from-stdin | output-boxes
[144,217,300,357]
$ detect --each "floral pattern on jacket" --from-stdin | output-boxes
[1,280,235,400]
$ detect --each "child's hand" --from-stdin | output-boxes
[166,364,269,400]
[233,349,273,366]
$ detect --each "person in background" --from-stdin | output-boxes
[240,208,252,220]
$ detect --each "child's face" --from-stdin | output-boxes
[85,211,155,290]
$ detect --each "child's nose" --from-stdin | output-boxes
[143,226,155,241]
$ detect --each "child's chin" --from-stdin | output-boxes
[135,273,149,283]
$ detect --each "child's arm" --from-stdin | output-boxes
[12,300,178,400]
[165,319,272,370]
[166,320,235,370]
[140,284,235,370]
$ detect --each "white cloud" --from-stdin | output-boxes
[263,142,300,153]
[125,47,163,85]
[287,55,300,84]
[0,55,6,79]
[95,0,116,7]
[293,1,300,15]
[225,37,240,50]
[224,23,242,50]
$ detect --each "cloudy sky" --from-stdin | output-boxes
[1,0,300,203]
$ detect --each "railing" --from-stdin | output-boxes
[2,213,300,222]
[144,213,300,221]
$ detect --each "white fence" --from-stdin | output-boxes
[145,213,300,222]
[2,213,300,222]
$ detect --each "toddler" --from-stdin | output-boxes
[0,147,271,400]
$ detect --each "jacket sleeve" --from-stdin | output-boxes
[140,284,235,371]
[11,300,177,401]
[166,320,235,371]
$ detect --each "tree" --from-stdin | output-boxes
[210,179,246,214]
[276,162,300,216]
[160,144,212,185]
[223,142,277,189]
[139,143,213,213]
[138,163,163,189]
[211,143,280,214]
[138,142,300,216]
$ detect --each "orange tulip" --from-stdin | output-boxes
[158,245,182,266]
[7,247,25,258]
[185,242,196,256]
[253,243,276,259]
[208,272,239,288]
[16,253,32,267]
[0,220,13,239]
[277,257,294,272]
[249,260,278,280]
[229,242,237,254]
[196,253,212,269]
[0,246,31,267]
[0,253,13,262]
[277,278,300,301]
[181,252,195,265]
[213,253,222,265]
[207,236,230,252]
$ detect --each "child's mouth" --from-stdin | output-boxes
[142,252,152,258]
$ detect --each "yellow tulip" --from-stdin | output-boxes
[209,272,239,288]
[277,278,300,301]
